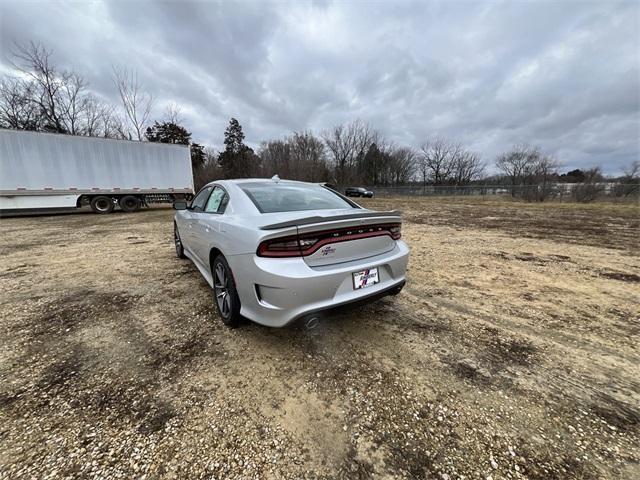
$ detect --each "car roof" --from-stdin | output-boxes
[236,178,309,184]
[207,178,318,187]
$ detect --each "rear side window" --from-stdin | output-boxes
[191,186,213,212]
[204,187,227,213]
[240,183,356,213]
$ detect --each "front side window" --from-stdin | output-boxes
[204,187,228,213]
[240,183,356,213]
[191,186,213,212]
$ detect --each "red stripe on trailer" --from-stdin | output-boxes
[151,187,158,190]
[69,187,77,190]
[92,188,100,191]
[132,187,140,190]
[113,187,120,191]
[44,187,53,190]
[17,187,26,190]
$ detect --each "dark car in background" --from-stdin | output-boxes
[345,187,374,198]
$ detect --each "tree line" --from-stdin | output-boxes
[1,41,638,198]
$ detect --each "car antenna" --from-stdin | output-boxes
[271,174,280,183]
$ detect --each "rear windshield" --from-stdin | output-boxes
[240,183,356,213]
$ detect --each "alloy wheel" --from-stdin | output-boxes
[214,263,231,318]
[174,227,182,255]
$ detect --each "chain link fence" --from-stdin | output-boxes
[355,183,639,202]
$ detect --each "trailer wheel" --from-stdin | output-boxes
[90,196,114,214]
[119,195,141,213]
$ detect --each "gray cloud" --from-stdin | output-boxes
[1,0,638,173]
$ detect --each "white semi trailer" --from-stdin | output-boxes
[0,129,194,214]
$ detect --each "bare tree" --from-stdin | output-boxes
[259,138,292,178]
[323,120,376,185]
[572,167,604,202]
[164,102,183,124]
[194,147,223,190]
[495,145,562,201]
[259,131,328,182]
[57,72,90,135]
[495,144,540,196]
[290,130,328,181]
[112,66,154,140]
[82,95,105,136]
[452,151,485,185]
[323,123,355,186]
[3,41,115,137]
[419,138,457,185]
[513,153,559,201]
[388,147,416,185]
[0,76,41,130]
[623,161,639,182]
[531,154,560,200]
[9,41,71,132]
[615,160,640,198]
[83,100,123,138]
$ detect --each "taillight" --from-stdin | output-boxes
[257,223,401,258]
[299,238,319,248]
[257,236,302,257]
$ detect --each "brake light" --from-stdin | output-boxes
[257,223,401,258]
[299,238,319,248]
[257,235,303,257]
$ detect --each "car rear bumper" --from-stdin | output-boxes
[228,241,409,327]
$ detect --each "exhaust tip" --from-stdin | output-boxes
[304,316,320,330]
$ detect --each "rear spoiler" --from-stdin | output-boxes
[260,210,402,230]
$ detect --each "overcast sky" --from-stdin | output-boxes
[1,0,638,173]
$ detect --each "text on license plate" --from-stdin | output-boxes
[352,267,379,290]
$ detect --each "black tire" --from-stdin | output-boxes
[90,196,114,214]
[119,195,141,212]
[212,255,241,327]
[174,223,186,259]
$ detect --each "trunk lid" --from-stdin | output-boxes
[291,210,402,267]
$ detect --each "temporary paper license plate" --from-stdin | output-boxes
[352,267,379,290]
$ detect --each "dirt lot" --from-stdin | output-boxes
[1,197,638,479]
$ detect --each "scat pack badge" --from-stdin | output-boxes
[320,245,336,256]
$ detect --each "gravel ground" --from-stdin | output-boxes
[0,197,638,479]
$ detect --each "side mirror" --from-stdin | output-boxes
[173,201,188,210]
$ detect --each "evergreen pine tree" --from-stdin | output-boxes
[218,118,259,178]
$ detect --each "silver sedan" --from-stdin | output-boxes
[173,178,409,327]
